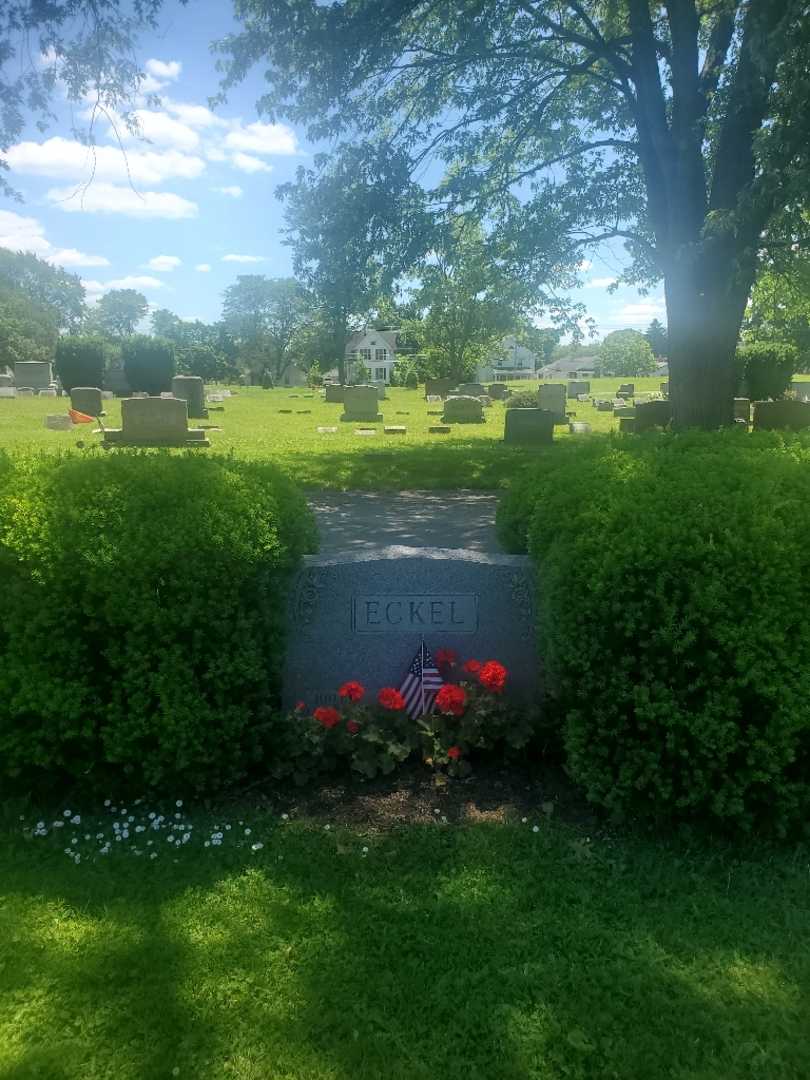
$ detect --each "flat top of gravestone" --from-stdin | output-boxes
[307,490,503,554]
[302,544,526,567]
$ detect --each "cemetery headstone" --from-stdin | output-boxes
[660,381,669,396]
[617,383,635,398]
[341,385,382,423]
[791,382,810,401]
[734,397,750,422]
[0,387,15,398]
[0,373,14,388]
[425,377,454,399]
[384,425,407,435]
[14,361,52,390]
[102,396,210,447]
[354,428,377,437]
[373,380,388,400]
[104,364,131,396]
[619,417,636,433]
[38,387,58,397]
[537,383,566,421]
[488,383,509,401]
[17,387,34,396]
[596,399,613,411]
[567,380,590,398]
[317,426,338,434]
[442,395,485,423]
[70,387,103,416]
[283,546,538,707]
[279,409,293,414]
[752,399,810,431]
[429,425,451,434]
[613,406,636,419]
[634,400,672,432]
[569,421,591,434]
[44,414,74,431]
[503,408,554,446]
[324,384,344,403]
[456,382,486,398]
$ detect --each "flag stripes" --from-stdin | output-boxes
[399,641,444,718]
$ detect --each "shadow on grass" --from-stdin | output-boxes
[2,823,809,1079]
[277,440,551,490]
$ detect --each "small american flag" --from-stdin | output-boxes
[399,640,444,718]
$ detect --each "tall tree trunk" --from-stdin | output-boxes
[665,248,753,429]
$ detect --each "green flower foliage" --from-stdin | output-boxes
[0,451,317,796]
[500,431,810,834]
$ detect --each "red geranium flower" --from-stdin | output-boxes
[346,719,360,735]
[463,659,482,675]
[338,681,365,702]
[479,660,508,693]
[435,648,458,667]
[435,684,467,717]
[313,706,341,729]
[378,687,407,711]
[447,745,462,760]
[294,701,306,712]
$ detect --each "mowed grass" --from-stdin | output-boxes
[2,804,809,1080]
[0,377,677,489]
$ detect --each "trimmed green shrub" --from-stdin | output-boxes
[0,451,317,797]
[505,389,540,409]
[122,335,176,395]
[505,431,810,835]
[737,340,797,400]
[54,335,106,392]
[404,370,418,390]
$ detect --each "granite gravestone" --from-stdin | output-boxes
[443,395,485,423]
[14,361,52,390]
[567,380,590,399]
[0,387,15,398]
[70,387,103,416]
[103,397,210,447]
[0,373,14,388]
[341,385,383,423]
[488,383,509,401]
[617,383,635,398]
[284,546,537,707]
[425,378,454,399]
[503,407,554,446]
[456,382,486,398]
[634,401,671,431]
[734,397,751,422]
[753,400,810,431]
[791,382,810,401]
[537,384,567,421]
[172,376,209,419]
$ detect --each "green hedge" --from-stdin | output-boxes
[498,431,810,835]
[122,335,176,395]
[0,452,317,797]
[54,335,106,392]
[737,340,798,400]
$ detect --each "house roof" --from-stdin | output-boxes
[345,329,398,351]
[538,356,598,377]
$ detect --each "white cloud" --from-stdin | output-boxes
[145,59,182,82]
[225,121,298,156]
[603,299,666,326]
[0,209,108,267]
[163,99,227,130]
[145,254,182,272]
[585,276,617,288]
[48,182,198,219]
[195,263,211,272]
[230,151,273,174]
[214,185,243,198]
[8,137,205,185]
[47,248,110,268]
[205,146,228,163]
[81,275,163,294]
[222,253,265,263]
[114,110,200,152]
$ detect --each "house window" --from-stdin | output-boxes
[375,348,387,362]
[375,366,387,381]
[359,348,372,362]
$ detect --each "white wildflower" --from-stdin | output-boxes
[63,810,71,817]
[250,842,264,852]
[176,800,183,808]
[532,825,540,833]
[148,812,156,820]
[281,813,289,821]
[167,836,175,843]
[104,799,111,807]
[521,817,528,824]
[244,828,251,836]
[70,814,81,825]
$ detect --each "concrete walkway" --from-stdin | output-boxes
[307,490,503,553]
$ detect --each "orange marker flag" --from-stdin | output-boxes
[68,409,95,424]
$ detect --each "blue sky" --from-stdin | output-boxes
[0,0,665,338]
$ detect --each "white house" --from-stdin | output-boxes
[345,329,399,383]
[477,336,540,382]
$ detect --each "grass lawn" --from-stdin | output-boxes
[0,377,683,489]
[2,800,809,1080]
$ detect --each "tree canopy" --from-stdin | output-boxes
[598,329,656,377]
[218,0,810,428]
[96,288,148,338]
[0,248,85,330]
